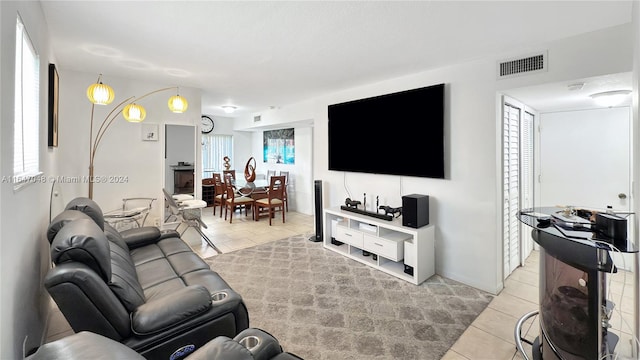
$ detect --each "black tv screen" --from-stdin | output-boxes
[328,83,445,178]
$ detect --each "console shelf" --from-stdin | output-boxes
[324,207,435,285]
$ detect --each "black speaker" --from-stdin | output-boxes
[402,194,429,228]
[309,180,323,242]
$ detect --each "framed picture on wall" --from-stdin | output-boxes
[263,128,295,164]
[48,63,59,147]
[142,124,159,141]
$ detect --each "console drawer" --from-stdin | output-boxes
[363,234,404,261]
[335,226,363,248]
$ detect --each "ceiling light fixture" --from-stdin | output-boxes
[222,105,237,114]
[567,82,585,91]
[590,90,631,107]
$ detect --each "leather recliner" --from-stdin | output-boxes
[45,197,250,359]
[26,328,303,360]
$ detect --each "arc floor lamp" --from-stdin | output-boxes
[86,74,188,199]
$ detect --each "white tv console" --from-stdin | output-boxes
[323,207,435,285]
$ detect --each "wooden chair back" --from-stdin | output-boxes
[267,175,285,201]
[278,171,289,211]
[212,173,225,216]
[223,170,236,181]
[223,173,254,223]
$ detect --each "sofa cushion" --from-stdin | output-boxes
[131,236,219,302]
[66,197,105,230]
[52,218,146,312]
[131,285,211,335]
[109,248,146,312]
[187,336,253,360]
[104,223,130,252]
[51,219,112,281]
[47,209,94,244]
[26,331,145,360]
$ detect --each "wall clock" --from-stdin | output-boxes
[201,115,214,134]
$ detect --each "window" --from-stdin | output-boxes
[14,15,40,188]
[202,134,233,177]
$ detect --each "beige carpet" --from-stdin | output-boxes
[206,233,493,360]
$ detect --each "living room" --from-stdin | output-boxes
[1,1,639,359]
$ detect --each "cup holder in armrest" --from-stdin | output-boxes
[211,291,228,302]
[238,335,261,352]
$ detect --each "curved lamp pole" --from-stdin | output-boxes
[87,75,188,199]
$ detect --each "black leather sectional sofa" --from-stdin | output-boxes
[43,197,290,359]
[28,328,302,360]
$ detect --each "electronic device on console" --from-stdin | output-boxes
[378,205,402,218]
[344,198,361,209]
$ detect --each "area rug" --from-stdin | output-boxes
[205,233,493,360]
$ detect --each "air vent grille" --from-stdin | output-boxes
[254,115,261,122]
[498,52,547,78]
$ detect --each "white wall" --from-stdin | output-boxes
[539,107,631,210]
[0,2,57,357]
[248,126,313,214]
[55,70,201,224]
[234,24,633,294]
[631,0,640,352]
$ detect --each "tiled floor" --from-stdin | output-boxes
[443,250,639,360]
[45,209,638,359]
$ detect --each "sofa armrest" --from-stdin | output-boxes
[119,227,162,248]
[26,332,145,360]
[131,285,212,335]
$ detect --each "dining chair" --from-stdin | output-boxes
[212,173,226,217]
[254,175,285,225]
[278,170,289,212]
[266,169,276,183]
[223,174,255,223]
[162,188,220,253]
[223,169,236,182]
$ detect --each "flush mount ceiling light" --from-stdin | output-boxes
[590,90,631,107]
[567,82,585,91]
[222,105,237,114]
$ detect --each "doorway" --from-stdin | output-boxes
[164,124,196,220]
[501,96,536,279]
[501,72,634,277]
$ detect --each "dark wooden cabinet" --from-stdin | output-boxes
[171,166,194,194]
[202,178,215,206]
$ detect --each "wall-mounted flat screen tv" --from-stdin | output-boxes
[328,83,445,178]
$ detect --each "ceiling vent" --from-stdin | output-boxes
[254,115,261,122]
[497,51,547,79]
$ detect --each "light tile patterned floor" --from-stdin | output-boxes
[443,250,638,360]
[45,209,638,359]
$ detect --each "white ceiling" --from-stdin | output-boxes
[40,1,634,117]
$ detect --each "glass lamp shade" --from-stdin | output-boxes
[168,95,188,113]
[87,82,115,105]
[123,103,147,122]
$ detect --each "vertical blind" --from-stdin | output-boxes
[14,15,40,178]
[202,134,233,177]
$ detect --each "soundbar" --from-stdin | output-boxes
[340,205,393,221]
